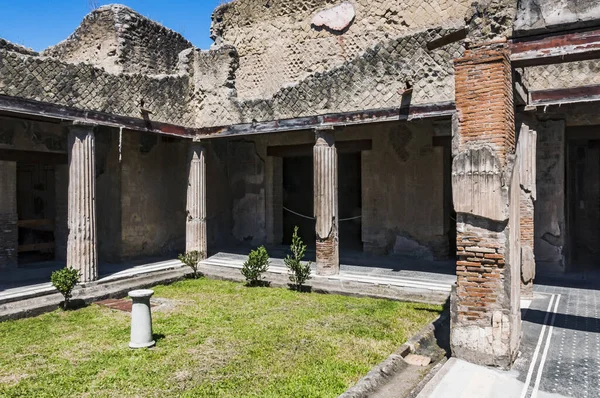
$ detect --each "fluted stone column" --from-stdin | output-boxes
[314,129,339,275]
[186,141,207,257]
[67,123,98,283]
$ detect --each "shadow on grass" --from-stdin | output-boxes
[184,273,205,280]
[60,299,88,311]
[153,333,166,342]
[288,284,312,293]
[412,305,445,314]
[245,280,272,288]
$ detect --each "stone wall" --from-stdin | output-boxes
[0,38,37,56]
[0,116,67,153]
[0,3,469,131]
[212,0,471,100]
[120,132,188,259]
[194,26,465,129]
[361,122,447,258]
[219,120,448,258]
[43,5,192,75]
[0,49,194,127]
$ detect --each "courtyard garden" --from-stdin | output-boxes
[0,278,441,397]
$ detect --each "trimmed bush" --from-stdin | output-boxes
[178,250,204,279]
[50,267,80,309]
[242,246,270,286]
[285,226,312,290]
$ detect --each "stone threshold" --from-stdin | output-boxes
[0,260,187,321]
[199,257,452,304]
[0,256,453,322]
[0,259,184,305]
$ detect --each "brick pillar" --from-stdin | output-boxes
[314,129,339,275]
[451,44,521,367]
[67,123,98,283]
[266,156,283,245]
[0,161,17,269]
[518,122,537,299]
[186,141,207,257]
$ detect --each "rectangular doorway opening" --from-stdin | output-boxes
[568,138,600,270]
[17,163,57,265]
[282,152,363,252]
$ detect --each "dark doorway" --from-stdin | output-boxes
[283,156,315,248]
[568,139,600,269]
[17,163,57,264]
[338,152,362,250]
[282,152,363,251]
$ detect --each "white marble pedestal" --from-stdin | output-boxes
[129,289,155,349]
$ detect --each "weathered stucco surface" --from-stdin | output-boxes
[211,0,471,100]
[120,133,188,259]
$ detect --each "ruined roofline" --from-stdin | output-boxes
[42,4,192,54]
[0,38,38,56]
[41,4,194,75]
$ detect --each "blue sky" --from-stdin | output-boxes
[0,0,224,52]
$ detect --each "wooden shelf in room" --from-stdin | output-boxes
[18,219,55,231]
[18,241,55,253]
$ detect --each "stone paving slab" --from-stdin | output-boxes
[420,283,600,398]
[417,358,565,398]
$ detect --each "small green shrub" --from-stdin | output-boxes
[50,267,80,309]
[178,250,204,279]
[285,226,312,290]
[242,246,270,286]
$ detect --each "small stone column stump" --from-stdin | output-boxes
[129,289,155,349]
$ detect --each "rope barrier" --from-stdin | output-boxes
[283,206,315,220]
[282,206,362,222]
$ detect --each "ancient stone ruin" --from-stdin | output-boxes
[1,0,600,367]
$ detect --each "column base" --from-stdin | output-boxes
[129,340,156,349]
[316,236,339,276]
[450,291,520,368]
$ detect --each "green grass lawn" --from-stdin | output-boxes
[0,278,442,397]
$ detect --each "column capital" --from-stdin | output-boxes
[65,121,98,135]
[314,127,335,147]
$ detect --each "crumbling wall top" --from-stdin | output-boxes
[514,0,600,36]
[0,38,38,56]
[42,4,193,75]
